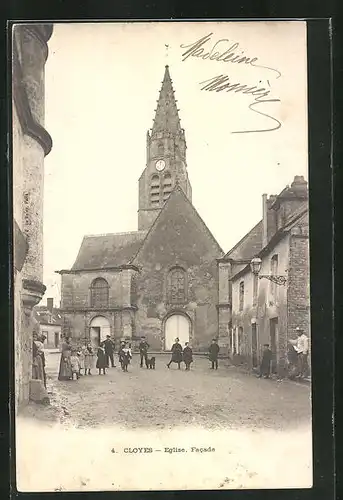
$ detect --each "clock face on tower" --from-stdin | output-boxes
[155,159,166,172]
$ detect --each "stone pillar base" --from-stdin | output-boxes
[29,379,50,404]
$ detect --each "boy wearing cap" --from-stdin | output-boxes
[139,336,150,368]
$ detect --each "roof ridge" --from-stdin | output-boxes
[224,219,262,258]
[131,184,224,263]
[83,230,146,238]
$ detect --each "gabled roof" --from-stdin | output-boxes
[132,183,224,262]
[33,306,63,326]
[224,220,263,261]
[71,231,147,271]
[231,203,308,282]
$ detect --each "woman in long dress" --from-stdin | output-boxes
[167,337,183,369]
[58,337,72,381]
[84,342,95,375]
[32,332,45,381]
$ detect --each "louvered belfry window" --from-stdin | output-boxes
[90,278,109,308]
[150,174,160,206]
[168,267,186,304]
[163,172,172,202]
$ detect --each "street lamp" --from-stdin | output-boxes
[250,257,287,286]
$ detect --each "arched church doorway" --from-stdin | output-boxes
[89,316,111,348]
[164,314,190,351]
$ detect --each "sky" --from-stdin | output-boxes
[43,21,308,305]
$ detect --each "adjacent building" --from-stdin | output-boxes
[33,298,62,350]
[224,176,310,376]
[57,66,224,351]
[13,23,53,407]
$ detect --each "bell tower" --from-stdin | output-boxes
[138,65,192,231]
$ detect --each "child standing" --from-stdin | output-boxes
[96,343,107,375]
[119,342,132,372]
[70,350,80,380]
[183,342,193,371]
[77,344,86,376]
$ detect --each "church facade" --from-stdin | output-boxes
[58,66,226,351]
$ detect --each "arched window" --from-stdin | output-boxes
[239,281,244,311]
[162,172,172,202]
[168,267,186,304]
[150,174,160,206]
[90,278,109,308]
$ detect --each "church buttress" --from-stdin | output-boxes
[138,65,192,231]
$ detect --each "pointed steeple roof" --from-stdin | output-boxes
[152,66,182,134]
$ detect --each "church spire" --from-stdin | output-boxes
[152,65,182,135]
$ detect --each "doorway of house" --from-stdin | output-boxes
[251,323,258,368]
[269,317,279,373]
[164,314,190,351]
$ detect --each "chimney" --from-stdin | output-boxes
[47,297,54,313]
[262,194,268,247]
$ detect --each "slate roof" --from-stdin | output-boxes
[131,184,224,263]
[33,306,63,326]
[224,220,263,261]
[231,203,308,282]
[71,231,148,270]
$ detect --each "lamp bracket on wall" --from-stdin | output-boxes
[259,275,287,286]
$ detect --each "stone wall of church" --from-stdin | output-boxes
[60,269,136,343]
[61,270,127,309]
[133,189,223,351]
[134,259,219,351]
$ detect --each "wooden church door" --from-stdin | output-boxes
[164,314,190,351]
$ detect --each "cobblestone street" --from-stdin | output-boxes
[25,352,311,431]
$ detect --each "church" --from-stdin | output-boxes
[57,66,228,351]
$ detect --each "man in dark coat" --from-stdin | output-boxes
[258,344,273,378]
[209,338,220,370]
[167,338,183,369]
[103,335,116,368]
[183,342,193,371]
[139,336,149,368]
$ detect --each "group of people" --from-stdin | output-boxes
[56,335,221,380]
[58,335,135,380]
[166,337,220,371]
[258,327,310,380]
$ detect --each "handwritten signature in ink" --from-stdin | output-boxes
[199,74,281,134]
[180,33,281,79]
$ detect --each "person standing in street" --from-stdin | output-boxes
[96,343,107,375]
[103,335,116,368]
[58,336,72,381]
[258,344,273,378]
[183,342,193,371]
[291,327,309,378]
[84,341,95,375]
[209,338,220,370]
[167,338,183,369]
[139,336,149,368]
